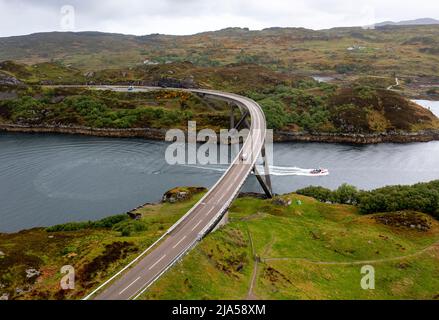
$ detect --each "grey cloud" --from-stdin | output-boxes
[0,0,438,37]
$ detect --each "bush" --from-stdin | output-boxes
[113,219,149,237]
[333,183,360,204]
[336,64,357,74]
[46,221,92,232]
[9,96,45,122]
[297,184,359,205]
[259,98,289,130]
[253,86,331,132]
[296,186,333,202]
[93,215,130,228]
[298,180,439,220]
[46,214,129,232]
[358,182,439,218]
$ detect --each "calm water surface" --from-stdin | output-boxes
[1,100,439,232]
[412,99,439,117]
[1,131,439,232]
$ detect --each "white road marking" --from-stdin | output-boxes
[148,254,166,271]
[119,277,140,295]
[205,207,215,217]
[216,166,248,206]
[217,193,226,205]
[79,88,268,300]
[172,236,187,249]
[191,220,203,231]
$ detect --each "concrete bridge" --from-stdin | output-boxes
[82,87,272,300]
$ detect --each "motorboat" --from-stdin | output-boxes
[310,168,329,176]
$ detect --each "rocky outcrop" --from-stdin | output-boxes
[155,77,198,89]
[275,130,439,144]
[162,187,207,203]
[272,197,292,207]
[0,124,167,141]
[0,90,18,100]
[0,72,21,86]
[1,124,439,144]
[374,211,432,231]
[238,192,268,199]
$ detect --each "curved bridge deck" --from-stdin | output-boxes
[82,88,269,300]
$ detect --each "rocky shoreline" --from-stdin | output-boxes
[276,130,439,144]
[0,124,167,141]
[1,123,439,144]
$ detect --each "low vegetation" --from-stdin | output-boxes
[141,192,439,300]
[297,180,439,219]
[248,83,439,132]
[1,61,438,135]
[1,182,439,300]
[0,86,230,130]
[0,190,205,300]
[1,25,439,79]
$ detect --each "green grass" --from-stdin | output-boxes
[2,190,438,300]
[2,58,439,134]
[0,87,231,130]
[140,194,439,300]
[0,191,205,300]
[2,26,439,79]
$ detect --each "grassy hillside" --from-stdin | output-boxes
[1,183,439,300]
[0,86,231,130]
[0,60,85,85]
[141,194,439,300]
[247,84,439,132]
[0,189,206,300]
[1,61,438,135]
[91,61,300,92]
[1,25,439,79]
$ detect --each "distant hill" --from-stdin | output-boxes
[2,60,438,136]
[1,24,439,77]
[375,18,439,27]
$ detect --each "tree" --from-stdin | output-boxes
[296,186,333,203]
[333,184,359,204]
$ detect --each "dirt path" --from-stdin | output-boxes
[387,77,400,90]
[262,241,439,266]
[246,228,259,300]
[246,229,277,300]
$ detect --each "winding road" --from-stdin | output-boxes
[82,87,268,300]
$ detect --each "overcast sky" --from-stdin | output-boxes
[0,0,438,37]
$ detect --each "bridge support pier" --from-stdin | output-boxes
[230,103,235,129]
[253,144,273,198]
[213,211,229,232]
[229,104,273,199]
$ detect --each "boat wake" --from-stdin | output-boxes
[268,166,329,177]
[182,164,329,177]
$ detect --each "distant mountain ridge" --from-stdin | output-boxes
[1,22,439,78]
[375,18,439,27]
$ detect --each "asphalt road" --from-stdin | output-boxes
[86,87,267,300]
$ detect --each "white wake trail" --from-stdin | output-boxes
[183,164,329,177]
